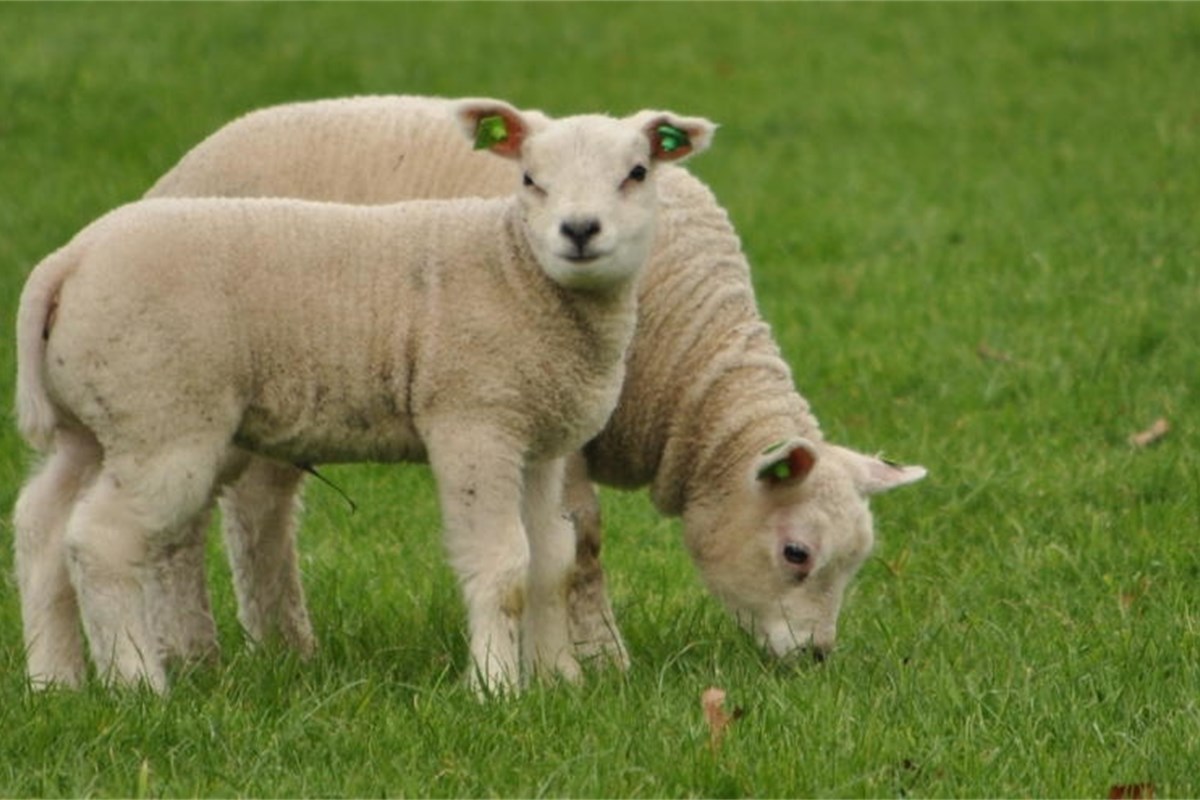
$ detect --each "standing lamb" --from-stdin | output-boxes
[140,96,927,671]
[12,98,716,694]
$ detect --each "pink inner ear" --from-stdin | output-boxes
[789,445,817,482]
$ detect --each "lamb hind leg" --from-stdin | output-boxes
[13,430,101,689]
[145,508,221,667]
[66,440,227,692]
[563,451,629,669]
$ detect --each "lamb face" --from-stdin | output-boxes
[685,439,927,659]
[455,101,715,292]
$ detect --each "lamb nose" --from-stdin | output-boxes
[560,218,602,250]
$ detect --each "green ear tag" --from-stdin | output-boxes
[474,115,509,150]
[656,123,690,153]
[758,458,792,482]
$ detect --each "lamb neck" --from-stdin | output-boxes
[583,168,822,515]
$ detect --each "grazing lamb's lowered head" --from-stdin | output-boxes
[454,99,715,292]
[683,437,926,659]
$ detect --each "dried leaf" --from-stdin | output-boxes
[701,687,744,751]
[1128,418,1169,448]
[701,687,729,749]
[1118,576,1153,614]
[884,547,911,578]
[977,341,1015,364]
[1109,783,1154,799]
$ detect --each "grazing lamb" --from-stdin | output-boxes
[12,98,716,694]
[140,96,927,671]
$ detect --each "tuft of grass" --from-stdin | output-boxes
[2,4,1198,797]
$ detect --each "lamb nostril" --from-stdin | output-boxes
[560,219,602,250]
[783,542,811,566]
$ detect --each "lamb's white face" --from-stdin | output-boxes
[517,117,658,292]
[454,99,716,293]
[684,440,926,660]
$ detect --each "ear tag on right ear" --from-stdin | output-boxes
[656,123,690,153]
[758,441,793,483]
[759,458,793,483]
[474,115,509,150]
[764,460,792,481]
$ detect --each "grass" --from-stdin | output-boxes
[1,3,1198,797]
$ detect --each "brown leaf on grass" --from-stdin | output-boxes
[1128,418,1169,448]
[1118,576,1154,613]
[701,687,729,750]
[884,547,911,578]
[701,687,744,752]
[976,341,1015,364]
[1109,783,1154,799]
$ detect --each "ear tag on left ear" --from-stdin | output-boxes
[474,115,509,150]
[656,123,690,153]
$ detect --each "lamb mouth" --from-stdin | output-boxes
[564,253,603,265]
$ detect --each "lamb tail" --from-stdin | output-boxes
[15,245,78,450]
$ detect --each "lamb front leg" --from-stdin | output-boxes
[424,423,529,697]
[219,457,314,657]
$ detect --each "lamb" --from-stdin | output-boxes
[138,95,927,671]
[12,97,717,694]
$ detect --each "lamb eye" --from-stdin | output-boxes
[522,173,547,196]
[783,543,811,565]
[627,165,648,183]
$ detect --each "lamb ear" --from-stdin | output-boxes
[632,111,717,162]
[832,446,928,496]
[454,98,534,159]
[754,437,818,488]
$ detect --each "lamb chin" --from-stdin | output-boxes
[551,257,637,292]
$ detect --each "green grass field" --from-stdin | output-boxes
[2,3,1198,797]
